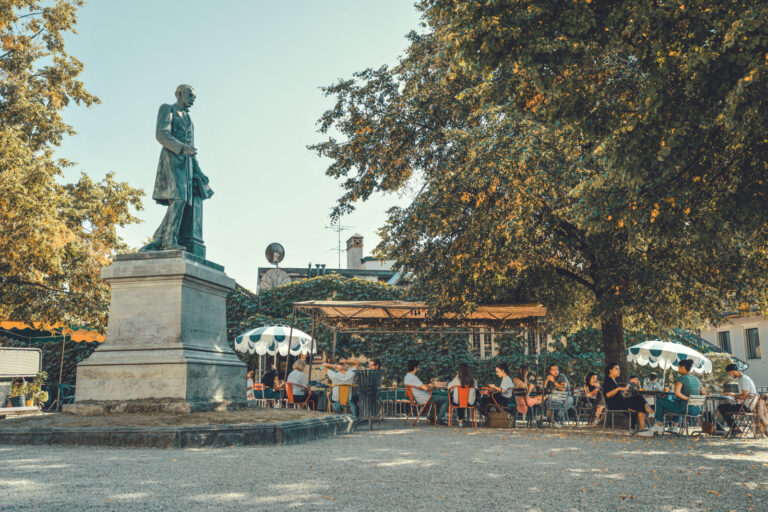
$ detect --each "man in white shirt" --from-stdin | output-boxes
[323,359,358,416]
[717,363,757,430]
[404,359,448,423]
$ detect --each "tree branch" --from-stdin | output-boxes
[0,277,71,295]
[553,266,596,292]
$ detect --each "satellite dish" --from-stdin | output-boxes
[265,243,285,266]
[260,268,291,290]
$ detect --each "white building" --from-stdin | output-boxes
[699,315,767,387]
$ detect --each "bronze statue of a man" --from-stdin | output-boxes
[140,84,213,256]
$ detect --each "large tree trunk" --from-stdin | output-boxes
[601,312,628,379]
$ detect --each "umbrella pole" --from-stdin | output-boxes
[56,334,66,411]
[284,307,297,382]
[307,313,316,385]
[332,330,337,364]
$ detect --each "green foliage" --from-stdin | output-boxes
[0,1,143,324]
[310,1,768,377]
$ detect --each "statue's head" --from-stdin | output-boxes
[175,84,196,110]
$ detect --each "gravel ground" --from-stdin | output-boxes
[1,422,766,512]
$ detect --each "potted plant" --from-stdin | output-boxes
[25,371,49,409]
[8,381,26,407]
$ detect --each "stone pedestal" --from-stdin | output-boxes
[68,251,246,413]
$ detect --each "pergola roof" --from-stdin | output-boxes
[293,300,546,331]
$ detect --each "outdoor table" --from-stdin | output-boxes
[703,394,733,425]
[311,385,329,411]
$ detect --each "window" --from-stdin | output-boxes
[717,331,732,353]
[483,331,492,357]
[745,328,761,360]
[470,330,481,356]
[527,329,538,355]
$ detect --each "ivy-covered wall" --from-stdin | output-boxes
[225,275,611,387]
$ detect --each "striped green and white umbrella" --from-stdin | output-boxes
[234,325,315,357]
[627,339,712,374]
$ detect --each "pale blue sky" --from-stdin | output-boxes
[58,1,421,290]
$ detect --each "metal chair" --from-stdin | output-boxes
[326,384,355,413]
[512,388,539,427]
[576,389,600,425]
[661,395,707,437]
[447,386,478,427]
[252,383,278,408]
[602,391,633,431]
[404,385,435,426]
[726,393,759,439]
[285,382,315,410]
[543,390,577,426]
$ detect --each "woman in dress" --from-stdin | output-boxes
[513,365,542,418]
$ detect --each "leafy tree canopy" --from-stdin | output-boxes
[0,1,142,324]
[310,1,768,375]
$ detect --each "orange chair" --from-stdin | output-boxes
[448,386,477,427]
[326,384,356,413]
[404,385,435,426]
[285,382,315,410]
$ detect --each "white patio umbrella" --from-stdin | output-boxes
[626,340,712,382]
[234,325,316,357]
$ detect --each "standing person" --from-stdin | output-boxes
[583,372,604,423]
[480,363,515,414]
[286,360,317,410]
[404,360,449,424]
[246,370,255,400]
[446,363,479,426]
[513,365,542,418]
[603,362,654,431]
[322,358,359,416]
[368,359,381,370]
[543,364,573,428]
[717,363,757,432]
[641,359,701,436]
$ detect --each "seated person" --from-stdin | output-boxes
[286,359,317,409]
[582,372,604,422]
[603,362,654,431]
[643,372,663,391]
[628,375,642,394]
[641,359,700,436]
[717,363,757,432]
[480,363,515,413]
[246,370,255,400]
[513,365,542,417]
[322,358,359,416]
[259,365,283,400]
[404,359,449,423]
[543,364,573,428]
[446,363,478,426]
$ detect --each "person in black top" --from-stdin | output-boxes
[260,365,282,400]
[603,362,654,431]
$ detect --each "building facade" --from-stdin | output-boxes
[699,315,767,386]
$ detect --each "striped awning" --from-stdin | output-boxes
[0,321,104,343]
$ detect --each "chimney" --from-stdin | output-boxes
[346,234,364,270]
